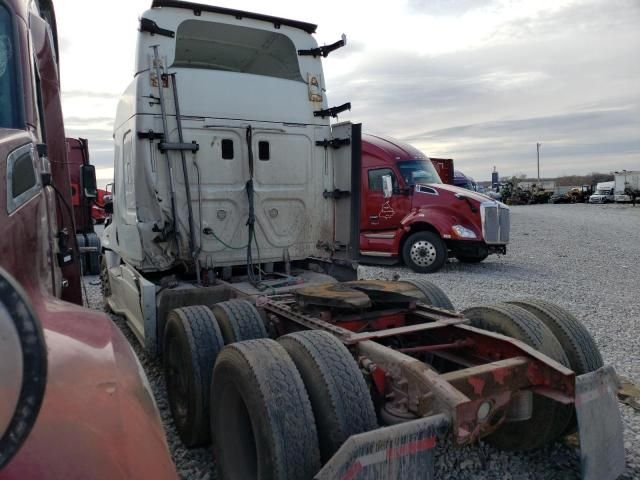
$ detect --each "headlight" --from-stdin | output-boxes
[452,225,477,239]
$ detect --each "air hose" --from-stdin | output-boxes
[245,126,261,286]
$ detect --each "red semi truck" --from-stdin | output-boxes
[360,135,509,272]
[67,138,111,227]
[0,0,176,477]
[67,137,102,274]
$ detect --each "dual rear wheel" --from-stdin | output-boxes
[164,291,602,473]
[163,302,377,479]
[464,300,603,449]
[211,332,377,479]
[163,300,265,447]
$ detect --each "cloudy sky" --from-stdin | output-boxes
[56,0,640,185]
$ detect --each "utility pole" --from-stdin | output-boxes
[536,142,541,186]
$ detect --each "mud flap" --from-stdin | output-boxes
[314,414,449,480]
[576,366,625,480]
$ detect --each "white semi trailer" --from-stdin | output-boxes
[614,171,640,203]
[100,2,625,480]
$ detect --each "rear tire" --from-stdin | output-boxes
[210,299,267,344]
[163,306,224,447]
[279,331,378,462]
[402,279,455,311]
[86,233,101,275]
[506,300,603,374]
[506,299,604,434]
[462,303,572,450]
[402,231,447,273]
[211,339,321,480]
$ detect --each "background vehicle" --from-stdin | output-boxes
[359,134,509,272]
[568,185,593,203]
[453,169,478,191]
[550,185,593,204]
[589,181,615,203]
[101,3,624,480]
[93,185,113,222]
[429,157,454,184]
[0,1,176,477]
[614,171,640,203]
[67,137,101,274]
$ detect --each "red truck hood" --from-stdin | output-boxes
[423,183,496,204]
[0,296,176,480]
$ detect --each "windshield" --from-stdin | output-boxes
[0,5,21,129]
[397,160,442,185]
[173,20,304,82]
[595,189,611,195]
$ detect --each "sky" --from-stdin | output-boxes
[56,0,640,185]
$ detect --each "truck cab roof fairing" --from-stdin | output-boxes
[150,0,317,34]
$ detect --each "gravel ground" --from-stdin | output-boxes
[84,204,640,479]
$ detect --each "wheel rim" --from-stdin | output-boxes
[409,240,437,267]
[166,336,189,424]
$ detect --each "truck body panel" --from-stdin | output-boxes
[107,5,346,273]
[67,138,92,232]
[28,0,82,304]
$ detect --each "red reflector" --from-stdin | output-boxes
[387,436,436,461]
[341,461,364,480]
[340,436,437,480]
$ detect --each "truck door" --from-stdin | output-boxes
[362,167,404,232]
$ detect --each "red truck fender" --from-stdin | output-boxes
[400,206,479,243]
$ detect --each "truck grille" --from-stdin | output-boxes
[481,202,510,244]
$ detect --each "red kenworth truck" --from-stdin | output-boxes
[359,134,509,272]
[0,1,176,478]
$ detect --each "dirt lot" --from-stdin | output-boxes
[88,203,640,479]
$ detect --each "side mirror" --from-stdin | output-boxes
[80,165,97,199]
[0,269,47,469]
[104,200,113,215]
[382,175,393,199]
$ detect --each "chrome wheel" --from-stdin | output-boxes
[409,240,437,267]
[402,231,447,273]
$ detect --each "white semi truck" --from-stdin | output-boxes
[100,2,625,479]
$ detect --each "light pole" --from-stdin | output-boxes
[536,142,541,186]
